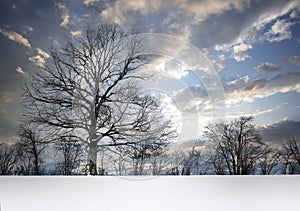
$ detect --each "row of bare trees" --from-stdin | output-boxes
[203,116,300,175]
[0,125,84,175]
[1,116,299,175]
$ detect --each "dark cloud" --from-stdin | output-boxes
[260,119,300,143]
[223,71,300,104]
[286,55,300,66]
[256,62,281,73]
[243,78,267,91]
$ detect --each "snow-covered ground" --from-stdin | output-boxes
[0,176,299,211]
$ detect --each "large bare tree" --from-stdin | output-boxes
[22,24,174,175]
[204,116,264,175]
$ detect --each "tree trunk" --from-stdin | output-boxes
[88,141,98,175]
[32,143,40,175]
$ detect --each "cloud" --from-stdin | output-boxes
[159,93,182,132]
[28,47,50,67]
[225,71,300,104]
[260,118,300,143]
[155,58,189,79]
[225,75,251,87]
[56,3,70,28]
[231,43,252,62]
[214,1,299,60]
[0,136,19,144]
[16,66,25,75]
[173,139,207,151]
[0,92,13,103]
[290,10,298,18]
[83,0,100,5]
[225,102,288,119]
[176,0,251,23]
[29,55,46,68]
[286,55,300,66]
[70,30,82,37]
[200,48,227,72]
[218,54,226,61]
[263,19,294,42]
[0,28,31,48]
[36,48,50,58]
[256,62,281,73]
[99,0,250,33]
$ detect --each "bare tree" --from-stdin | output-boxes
[17,124,46,175]
[163,149,185,175]
[14,146,35,175]
[123,136,170,175]
[281,137,300,174]
[0,143,17,175]
[21,24,174,175]
[258,144,281,175]
[204,116,264,175]
[180,146,205,175]
[207,151,227,175]
[149,153,170,175]
[116,99,176,175]
[105,151,128,175]
[53,136,84,175]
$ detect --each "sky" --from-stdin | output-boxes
[0,0,300,144]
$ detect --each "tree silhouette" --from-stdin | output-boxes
[205,116,264,175]
[21,24,174,175]
[281,137,300,174]
[17,124,46,175]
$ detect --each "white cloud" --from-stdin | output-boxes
[226,102,288,119]
[156,59,189,80]
[225,75,250,88]
[36,48,50,59]
[70,30,82,37]
[29,48,50,68]
[290,10,298,19]
[214,1,299,60]
[218,54,226,61]
[29,55,46,68]
[256,62,281,73]
[100,1,127,26]
[252,2,298,31]
[231,43,252,62]
[176,0,251,23]
[263,19,293,42]
[159,93,182,132]
[0,28,31,48]
[16,66,25,75]
[83,0,100,5]
[56,3,70,28]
